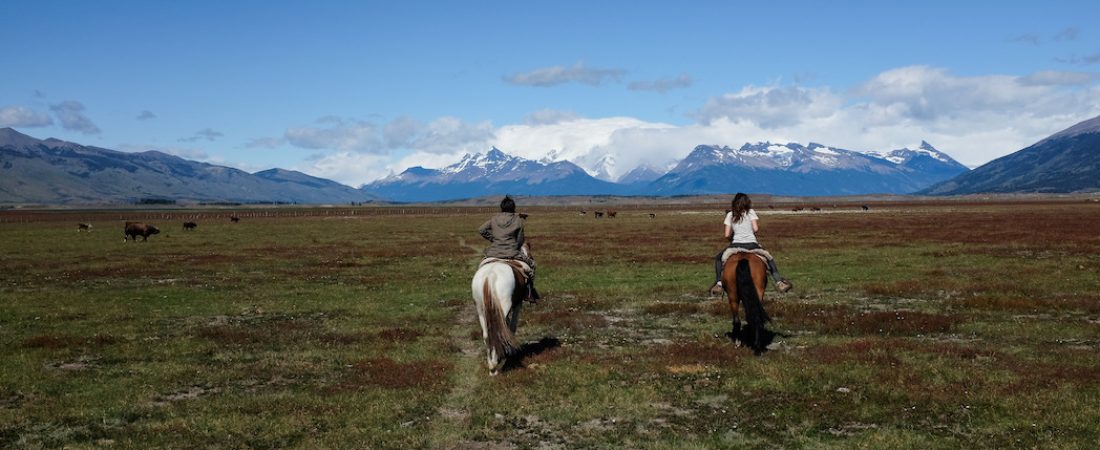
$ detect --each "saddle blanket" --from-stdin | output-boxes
[479,258,534,278]
[721,247,773,265]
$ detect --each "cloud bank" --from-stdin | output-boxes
[504,61,626,87]
[300,66,1100,186]
[49,101,101,135]
[0,106,53,128]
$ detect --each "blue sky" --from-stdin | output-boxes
[3,1,1099,185]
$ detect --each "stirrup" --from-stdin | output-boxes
[775,280,793,293]
[708,281,724,296]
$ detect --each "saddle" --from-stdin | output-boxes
[721,247,773,265]
[479,258,533,284]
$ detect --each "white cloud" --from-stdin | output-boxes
[285,118,382,153]
[0,105,53,127]
[296,151,395,187]
[695,85,842,127]
[504,61,625,87]
[49,101,101,134]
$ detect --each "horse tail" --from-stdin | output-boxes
[482,275,519,358]
[736,259,770,328]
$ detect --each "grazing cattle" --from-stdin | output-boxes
[230,216,240,223]
[124,222,160,242]
[579,210,587,216]
[810,207,821,212]
[518,213,529,220]
[183,221,198,231]
[607,210,617,218]
[648,213,656,219]
[791,207,804,212]
[77,223,92,232]
[594,211,605,218]
[861,205,870,211]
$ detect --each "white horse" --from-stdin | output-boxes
[471,244,531,375]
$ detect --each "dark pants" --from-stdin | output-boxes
[714,243,783,283]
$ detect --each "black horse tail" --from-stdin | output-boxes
[736,259,770,328]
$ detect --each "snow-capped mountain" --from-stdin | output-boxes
[618,164,667,185]
[362,147,625,202]
[648,141,965,196]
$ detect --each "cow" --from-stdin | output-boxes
[648,213,656,219]
[230,216,240,223]
[77,223,92,232]
[594,211,605,218]
[861,205,870,211]
[579,210,587,216]
[124,222,160,242]
[811,207,822,212]
[518,213,529,220]
[607,210,618,218]
[183,221,198,231]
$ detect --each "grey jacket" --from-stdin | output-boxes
[479,213,526,259]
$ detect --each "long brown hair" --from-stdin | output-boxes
[730,193,752,223]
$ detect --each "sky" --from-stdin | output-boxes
[2,0,1099,185]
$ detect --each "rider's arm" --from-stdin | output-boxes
[478,220,493,241]
[751,219,759,233]
[724,224,733,240]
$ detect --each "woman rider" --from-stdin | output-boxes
[479,196,539,302]
[710,193,793,295]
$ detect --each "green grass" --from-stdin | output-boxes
[2,203,1099,448]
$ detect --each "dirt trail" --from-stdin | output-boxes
[427,303,485,448]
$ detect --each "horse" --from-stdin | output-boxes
[720,253,771,355]
[471,243,532,375]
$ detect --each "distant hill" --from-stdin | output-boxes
[362,148,626,202]
[921,115,1100,195]
[0,128,378,204]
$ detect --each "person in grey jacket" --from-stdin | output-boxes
[479,196,539,302]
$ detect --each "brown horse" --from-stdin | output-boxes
[720,253,771,355]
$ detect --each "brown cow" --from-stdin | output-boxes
[124,222,160,242]
[607,210,617,218]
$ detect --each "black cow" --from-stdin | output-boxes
[124,222,160,242]
[230,216,240,223]
[77,223,92,232]
[648,213,656,219]
[861,205,870,211]
[183,222,198,231]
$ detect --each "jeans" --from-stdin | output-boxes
[714,242,783,283]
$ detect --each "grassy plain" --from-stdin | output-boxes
[1,201,1099,449]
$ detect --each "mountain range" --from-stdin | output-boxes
[4,113,1097,204]
[0,128,377,204]
[363,141,968,201]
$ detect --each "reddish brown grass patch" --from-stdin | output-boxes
[377,327,422,343]
[335,357,452,390]
[22,334,121,349]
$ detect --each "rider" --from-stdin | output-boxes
[479,195,540,302]
[710,193,793,295]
